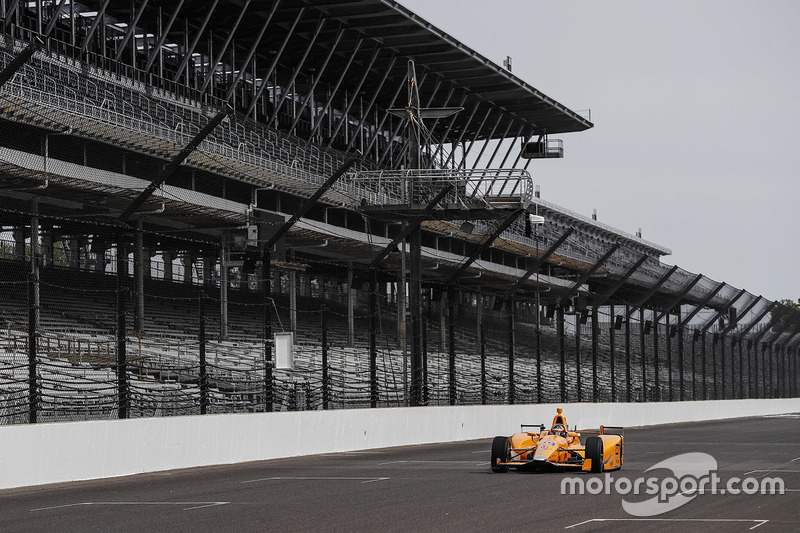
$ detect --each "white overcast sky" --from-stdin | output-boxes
[399,0,799,303]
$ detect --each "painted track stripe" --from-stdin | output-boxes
[31,502,230,512]
[564,518,769,530]
[241,476,389,484]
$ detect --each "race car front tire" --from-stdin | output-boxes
[585,436,603,473]
[491,436,509,473]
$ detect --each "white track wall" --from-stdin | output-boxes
[2,398,799,490]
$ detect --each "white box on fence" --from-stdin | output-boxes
[274,331,295,370]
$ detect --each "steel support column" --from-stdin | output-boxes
[199,289,207,414]
[610,304,617,402]
[113,0,149,63]
[448,286,456,405]
[144,0,185,74]
[591,306,599,401]
[480,322,487,404]
[226,0,283,103]
[288,25,346,132]
[558,303,566,402]
[677,313,685,400]
[508,297,515,405]
[307,39,366,142]
[198,0,252,94]
[639,307,647,400]
[346,55,398,152]
[461,106,493,166]
[575,313,582,401]
[324,303,331,409]
[625,305,632,402]
[327,44,383,146]
[116,238,128,419]
[173,0,219,82]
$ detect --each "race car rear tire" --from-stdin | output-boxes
[585,436,603,473]
[491,436,509,473]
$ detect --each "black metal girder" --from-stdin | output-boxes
[625,265,679,317]
[368,185,453,269]
[697,289,747,335]
[264,155,358,250]
[677,282,726,329]
[720,295,763,336]
[504,227,575,297]
[0,37,41,89]
[654,273,704,323]
[118,107,230,223]
[736,301,776,340]
[590,253,649,308]
[446,210,524,285]
[562,243,621,300]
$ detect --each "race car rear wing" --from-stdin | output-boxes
[520,424,545,432]
[600,425,625,436]
[575,425,625,436]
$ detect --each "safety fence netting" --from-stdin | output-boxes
[2,218,794,427]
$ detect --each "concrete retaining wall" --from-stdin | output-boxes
[2,398,798,490]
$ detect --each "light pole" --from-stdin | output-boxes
[530,212,545,402]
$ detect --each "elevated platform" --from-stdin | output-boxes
[349,168,533,220]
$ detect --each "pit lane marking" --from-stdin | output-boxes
[30,501,230,512]
[241,476,390,484]
[564,518,769,530]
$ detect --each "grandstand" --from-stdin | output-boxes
[0,1,797,425]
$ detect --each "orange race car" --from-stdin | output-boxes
[490,408,624,473]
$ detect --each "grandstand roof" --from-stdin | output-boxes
[97,0,593,138]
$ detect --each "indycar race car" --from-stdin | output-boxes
[490,408,624,473]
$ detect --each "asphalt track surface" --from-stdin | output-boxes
[2,414,799,532]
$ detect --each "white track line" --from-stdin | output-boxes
[564,518,769,530]
[377,460,486,465]
[241,476,389,484]
[744,469,800,476]
[31,501,229,512]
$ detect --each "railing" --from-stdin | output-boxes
[344,168,534,209]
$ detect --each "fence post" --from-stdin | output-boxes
[575,312,581,402]
[480,323,487,405]
[678,321,685,401]
[448,286,456,406]
[591,306,598,402]
[116,240,128,419]
[738,338,744,399]
[263,249,273,412]
[701,332,708,400]
[639,308,646,401]
[368,271,376,408]
[625,305,631,402]
[507,297,515,405]
[199,289,208,415]
[536,299,542,403]
[422,315,428,405]
[323,304,330,410]
[721,334,727,399]
[27,272,37,424]
[712,333,719,399]
[558,304,566,402]
[653,314,660,401]
[609,305,616,402]
[748,341,755,398]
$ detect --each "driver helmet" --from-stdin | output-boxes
[551,424,567,438]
